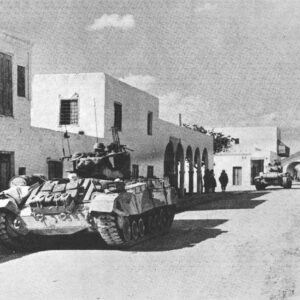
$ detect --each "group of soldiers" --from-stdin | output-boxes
[203,169,229,193]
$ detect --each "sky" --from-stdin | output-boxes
[0,0,299,152]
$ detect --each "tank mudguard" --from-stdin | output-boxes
[89,193,118,213]
[0,198,19,215]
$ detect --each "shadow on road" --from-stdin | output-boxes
[187,191,268,211]
[129,219,228,252]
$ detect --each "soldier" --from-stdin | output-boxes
[93,142,107,157]
[219,170,229,192]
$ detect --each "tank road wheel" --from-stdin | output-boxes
[131,220,139,240]
[146,214,153,234]
[138,218,145,238]
[0,212,30,251]
[152,213,160,233]
[119,216,131,242]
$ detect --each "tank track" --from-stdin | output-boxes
[93,205,176,247]
[0,211,36,251]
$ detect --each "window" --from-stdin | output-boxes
[18,167,26,175]
[235,138,240,145]
[0,152,14,190]
[233,167,242,185]
[17,66,26,97]
[147,166,154,178]
[114,102,122,131]
[132,164,139,179]
[147,111,153,135]
[0,52,13,116]
[59,99,78,125]
[48,160,63,179]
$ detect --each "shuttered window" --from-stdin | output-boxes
[17,65,26,97]
[132,164,139,179]
[0,53,13,116]
[147,166,154,178]
[114,102,122,131]
[59,99,78,125]
[147,111,153,135]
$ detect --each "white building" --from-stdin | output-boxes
[213,127,289,190]
[0,31,99,190]
[0,31,213,196]
[32,73,213,195]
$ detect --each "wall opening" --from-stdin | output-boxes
[114,102,122,131]
[59,99,79,125]
[185,146,193,194]
[176,143,184,196]
[202,148,208,169]
[48,160,63,179]
[194,148,201,193]
[0,152,14,191]
[164,142,175,186]
[233,166,242,185]
[0,52,13,117]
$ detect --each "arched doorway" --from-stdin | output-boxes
[202,148,208,169]
[286,162,300,180]
[164,142,175,186]
[184,146,193,194]
[175,143,184,197]
[194,148,201,193]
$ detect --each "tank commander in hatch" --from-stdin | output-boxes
[93,142,107,157]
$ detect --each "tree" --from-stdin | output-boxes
[183,123,235,153]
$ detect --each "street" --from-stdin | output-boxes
[1,186,300,300]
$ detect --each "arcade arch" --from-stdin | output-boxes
[176,143,184,196]
[202,148,208,169]
[164,142,175,186]
[184,146,193,194]
[194,148,201,193]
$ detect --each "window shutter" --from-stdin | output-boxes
[0,53,4,115]
[6,57,12,116]
[0,53,12,116]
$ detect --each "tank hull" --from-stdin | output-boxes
[0,177,177,250]
[254,172,292,190]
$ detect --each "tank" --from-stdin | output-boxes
[0,143,177,251]
[254,163,292,191]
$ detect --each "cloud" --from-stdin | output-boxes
[194,2,218,13]
[119,74,155,91]
[87,14,135,31]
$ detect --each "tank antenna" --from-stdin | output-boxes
[93,97,99,143]
[64,125,72,157]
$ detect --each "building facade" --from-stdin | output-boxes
[32,73,213,195]
[214,127,289,190]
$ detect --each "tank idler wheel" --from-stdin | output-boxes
[138,218,145,238]
[121,217,131,242]
[131,220,139,240]
[0,212,31,251]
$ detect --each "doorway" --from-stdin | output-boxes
[233,166,242,186]
[251,160,264,184]
[0,152,14,191]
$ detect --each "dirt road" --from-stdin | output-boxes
[1,186,300,300]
